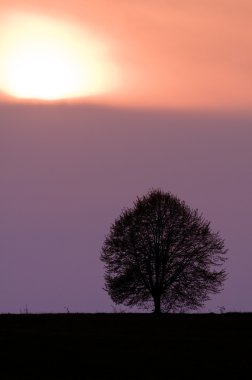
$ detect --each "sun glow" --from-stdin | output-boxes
[0,13,120,101]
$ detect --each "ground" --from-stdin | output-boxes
[0,313,251,379]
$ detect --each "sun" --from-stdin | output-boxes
[0,12,120,101]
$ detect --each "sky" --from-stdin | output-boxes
[0,0,252,313]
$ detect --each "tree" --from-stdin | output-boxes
[101,189,227,314]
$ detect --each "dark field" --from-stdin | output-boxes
[0,313,251,379]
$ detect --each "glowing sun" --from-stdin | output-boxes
[0,13,119,101]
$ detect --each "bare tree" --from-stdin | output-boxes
[101,189,227,314]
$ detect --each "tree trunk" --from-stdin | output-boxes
[153,294,161,314]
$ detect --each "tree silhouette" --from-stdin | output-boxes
[101,189,227,314]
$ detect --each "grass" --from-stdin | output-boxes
[0,312,251,379]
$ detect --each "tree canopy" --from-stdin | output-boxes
[101,189,227,314]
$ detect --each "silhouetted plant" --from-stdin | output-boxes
[20,305,29,314]
[101,189,227,314]
[218,306,226,314]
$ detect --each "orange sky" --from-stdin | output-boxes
[0,0,251,110]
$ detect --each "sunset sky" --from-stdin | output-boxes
[0,0,252,313]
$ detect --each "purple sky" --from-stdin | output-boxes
[1,103,251,313]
